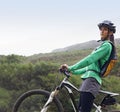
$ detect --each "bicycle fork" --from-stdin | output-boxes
[40,89,59,112]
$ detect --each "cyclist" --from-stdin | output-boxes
[60,20,116,112]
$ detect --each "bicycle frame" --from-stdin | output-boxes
[41,73,119,112]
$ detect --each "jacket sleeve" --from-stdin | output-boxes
[68,42,112,71]
[71,67,87,75]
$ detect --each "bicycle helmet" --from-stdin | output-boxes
[98,20,116,33]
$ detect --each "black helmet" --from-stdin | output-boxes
[98,20,116,33]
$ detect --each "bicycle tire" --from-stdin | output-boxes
[12,89,64,112]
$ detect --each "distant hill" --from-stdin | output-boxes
[52,38,120,52]
[27,38,120,62]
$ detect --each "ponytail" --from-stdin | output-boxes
[110,34,115,45]
[110,34,117,59]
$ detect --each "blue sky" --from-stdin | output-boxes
[0,0,120,56]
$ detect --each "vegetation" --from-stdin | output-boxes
[0,45,120,112]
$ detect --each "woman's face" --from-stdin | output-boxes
[100,27,109,40]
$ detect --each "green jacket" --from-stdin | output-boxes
[68,40,112,85]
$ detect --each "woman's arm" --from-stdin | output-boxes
[68,42,112,71]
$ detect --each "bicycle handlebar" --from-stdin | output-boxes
[59,69,70,78]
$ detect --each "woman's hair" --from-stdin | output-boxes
[110,34,117,56]
[110,34,115,45]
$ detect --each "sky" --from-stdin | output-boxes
[0,0,120,56]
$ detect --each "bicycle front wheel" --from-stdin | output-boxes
[12,89,64,112]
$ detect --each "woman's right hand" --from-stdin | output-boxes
[59,64,68,72]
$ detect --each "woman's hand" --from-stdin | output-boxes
[59,64,68,72]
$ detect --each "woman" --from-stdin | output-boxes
[60,20,116,112]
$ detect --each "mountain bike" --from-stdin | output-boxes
[12,70,120,112]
